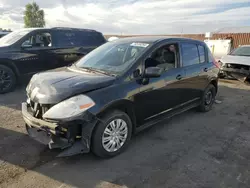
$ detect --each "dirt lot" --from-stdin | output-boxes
[0,79,250,188]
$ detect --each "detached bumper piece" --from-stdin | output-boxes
[22,102,98,157]
[220,67,250,83]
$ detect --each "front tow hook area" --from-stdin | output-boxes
[56,142,90,157]
[26,125,52,145]
[25,121,97,157]
[26,125,72,149]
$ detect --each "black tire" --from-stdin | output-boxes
[0,65,16,94]
[91,110,132,158]
[198,84,216,112]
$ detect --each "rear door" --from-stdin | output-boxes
[180,41,209,102]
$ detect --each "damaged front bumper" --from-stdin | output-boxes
[220,67,250,76]
[220,66,250,81]
[22,102,98,157]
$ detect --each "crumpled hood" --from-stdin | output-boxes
[27,67,116,104]
[221,55,250,66]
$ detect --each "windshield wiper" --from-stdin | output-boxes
[78,67,116,77]
[93,68,117,77]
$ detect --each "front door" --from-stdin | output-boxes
[16,31,55,75]
[135,42,186,124]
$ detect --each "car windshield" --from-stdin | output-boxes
[0,30,30,46]
[230,46,250,56]
[75,41,151,75]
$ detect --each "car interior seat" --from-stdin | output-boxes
[42,35,50,47]
[157,48,175,70]
[34,35,44,47]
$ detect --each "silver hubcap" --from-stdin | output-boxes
[102,119,128,152]
[205,91,213,105]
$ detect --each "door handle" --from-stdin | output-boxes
[204,68,208,72]
[176,74,182,80]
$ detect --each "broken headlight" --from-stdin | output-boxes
[43,95,95,120]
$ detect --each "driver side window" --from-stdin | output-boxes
[146,43,179,71]
[21,32,52,48]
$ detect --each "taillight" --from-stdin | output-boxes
[212,59,220,68]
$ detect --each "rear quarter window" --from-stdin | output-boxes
[198,45,206,63]
[207,47,215,63]
[55,31,106,47]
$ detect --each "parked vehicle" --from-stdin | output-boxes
[108,36,119,42]
[0,27,106,93]
[0,31,11,38]
[22,37,220,158]
[219,45,250,83]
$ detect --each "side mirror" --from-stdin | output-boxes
[145,67,163,78]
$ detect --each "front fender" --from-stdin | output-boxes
[96,99,134,116]
[91,99,137,133]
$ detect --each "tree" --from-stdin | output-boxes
[23,2,45,28]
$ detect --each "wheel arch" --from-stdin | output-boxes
[210,79,218,93]
[96,99,137,134]
[0,60,20,78]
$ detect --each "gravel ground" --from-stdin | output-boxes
[0,79,250,188]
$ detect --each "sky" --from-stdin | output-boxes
[0,0,250,34]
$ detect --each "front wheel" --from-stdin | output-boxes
[198,84,216,112]
[0,65,16,94]
[91,110,132,158]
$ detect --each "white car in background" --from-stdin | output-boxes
[108,36,119,42]
[219,45,250,82]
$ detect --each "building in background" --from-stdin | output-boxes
[105,26,250,59]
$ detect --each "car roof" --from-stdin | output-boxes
[239,45,250,47]
[12,27,100,33]
[111,36,203,44]
[0,31,11,34]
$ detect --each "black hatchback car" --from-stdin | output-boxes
[0,27,106,93]
[22,37,220,158]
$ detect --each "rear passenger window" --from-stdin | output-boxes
[208,48,214,63]
[198,45,206,63]
[181,43,200,66]
[80,32,106,46]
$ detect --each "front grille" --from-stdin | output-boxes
[226,63,250,70]
[29,100,52,119]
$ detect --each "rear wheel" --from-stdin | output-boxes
[0,65,16,94]
[91,110,132,158]
[198,84,216,112]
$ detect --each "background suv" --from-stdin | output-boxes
[0,27,106,93]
